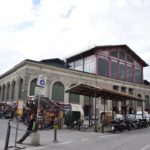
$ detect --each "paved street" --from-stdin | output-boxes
[1,119,150,150]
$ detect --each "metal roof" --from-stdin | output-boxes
[65,83,143,101]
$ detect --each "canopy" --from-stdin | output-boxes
[65,83,143,101]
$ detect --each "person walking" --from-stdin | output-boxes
[17,114,36,144]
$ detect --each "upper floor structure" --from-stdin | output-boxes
[66,45,148,84]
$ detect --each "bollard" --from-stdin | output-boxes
[53,117,59,143]
[53,125,58,143]
[53,127,58,143]
[14,119,19,147]
[31,132,40,146]
[4,120,11,150]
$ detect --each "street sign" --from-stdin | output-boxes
[37,74,47,87]
[35,86,46,96]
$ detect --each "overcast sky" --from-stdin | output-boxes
[0,0,150,81]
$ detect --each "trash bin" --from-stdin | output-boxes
[31,132,40,146]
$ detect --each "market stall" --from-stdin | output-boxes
[25,96,63,129]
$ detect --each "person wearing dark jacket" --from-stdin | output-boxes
[17,114,35,144]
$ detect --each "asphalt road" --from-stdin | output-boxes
[33,129,150,150]
[1,119,150,150]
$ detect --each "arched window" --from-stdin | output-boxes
[2,84,5,101]
[137,94,142,106]
[6,83,10,100]
[29,78,37,96]
[145,95,150,109]
[11,81,16,100]
[52,82,64,102]
[19,78,23,98]
[69,84,80,104]
[0,86,1,100]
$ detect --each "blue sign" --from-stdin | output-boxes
[37,75,47,87]
[40,79,45,86]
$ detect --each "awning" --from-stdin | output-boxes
[65,83,143,101]
[65,83,102,97]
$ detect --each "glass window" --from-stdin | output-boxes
[128,88,133,95]
[119,50,125,60]
[29,78,37,96]
[135,68,142,84]
[101,50,109,55]
[137,94,142,106]
[2,85,5,100]
[75,59,83,71]
[119,63,125,80]
[134,61,141,67]
[84,96,93,117]
[84,55,95,73]
[69,84,80,104]
[84,96,93,105]
[98,57,108,77]
[128,99,133,106]
[52,82,64,102]
[19,79,23,99]
[111,60,118,79]
[127,54,133,63]
[113,85,119,91]
[101,97,107,104]
[70,93,80,104]
[0,87,1,99]
[11,81,16,100]
[6,83,10,100]
[110,50,118,58]
[127,65,133,82]
[121,87,126,93]
[145,95,150,108]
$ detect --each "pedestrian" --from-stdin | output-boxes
[17,114,36,144]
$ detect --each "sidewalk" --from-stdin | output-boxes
[1,120,103,150]
[13,127,102,149]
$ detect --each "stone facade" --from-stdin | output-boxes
[0,60,150,116]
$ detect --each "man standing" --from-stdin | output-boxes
[17,114,36,144]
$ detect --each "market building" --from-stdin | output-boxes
[0,44,150,119]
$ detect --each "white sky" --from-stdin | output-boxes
[0,0,150,81]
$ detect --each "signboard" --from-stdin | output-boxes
[35,86,46,96]
[16,99,24,116]
[37,74,47,87]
